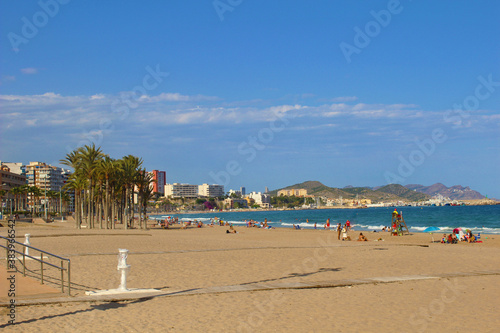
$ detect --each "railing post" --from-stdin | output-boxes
[61,260,64,293]
[23,251,26,277]
[41,253,44,284]
[67,260,71,296]
[24,234,31,256]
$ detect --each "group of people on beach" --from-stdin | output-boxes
[245,218,273,229]
[441,229,479,244]
[322,218,351,231]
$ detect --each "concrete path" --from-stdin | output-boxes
[0,265,63,300]
[1,269,499,307]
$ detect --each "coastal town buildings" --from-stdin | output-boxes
[25,162,72,212]
[229,186,247,197]
[277,188,308,197]
[223,197,249,209]
[25,162,69,193]
[0,161,73,213]
[248,191,271,208]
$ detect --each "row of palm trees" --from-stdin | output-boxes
[61,143,154,229]
[0,185,71,216]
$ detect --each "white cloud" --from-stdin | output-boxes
[0,91,473,136]
[330,96,358,102]
[1,75,16,83]
[21,68,39,74]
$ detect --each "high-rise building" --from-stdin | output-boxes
[25,162,72,210]
[149,170,166,194]
[25,162,68,192]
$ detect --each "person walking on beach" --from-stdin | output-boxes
[346,220,351,231]
[337,223,342,240]
[325,218,330,230]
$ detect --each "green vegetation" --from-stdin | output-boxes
[61,143,153,229]
[271,195,314,208]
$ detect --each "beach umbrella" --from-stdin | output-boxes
[423,226,440,243]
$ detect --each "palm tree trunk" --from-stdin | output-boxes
[105,179,110,229]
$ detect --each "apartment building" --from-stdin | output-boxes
[165,183,199,198]
[165,183,225,198]
[277,188,308,197]
[198,184,224,198]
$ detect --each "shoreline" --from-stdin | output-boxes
[151,200,500,216]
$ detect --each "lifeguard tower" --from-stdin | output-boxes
[391,209,409,235]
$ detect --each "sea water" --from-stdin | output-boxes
[151,205,500,234]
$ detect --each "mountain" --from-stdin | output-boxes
[270,181,352,198]
[376,184,430,201]
[272,181,485,202]
[272,181,419,203]
[405,183,485,200]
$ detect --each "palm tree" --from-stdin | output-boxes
[79,144,104,228]
[60,144,151,231]
[64,174,86,229]
[20,184,29,212]
[46,190,59,214]
[96,156,121,229]
[119,155,143,229]
[61,149,84,228]
[10,186,22,212]
[136,169,153,229]
[28,186,41,216]
[0,189,6,217]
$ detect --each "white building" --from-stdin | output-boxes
[165,183,199,198]
[248,191,271,208]
[199,184,224,198]
[165,183,225,198]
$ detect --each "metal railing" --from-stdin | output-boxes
[0,234,71,296]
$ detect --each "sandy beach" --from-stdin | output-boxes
[1,220,499,332]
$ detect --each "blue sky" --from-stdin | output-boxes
[1,0,499,197]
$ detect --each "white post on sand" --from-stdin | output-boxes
[24,234,31,256]
[117,249,131,291]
